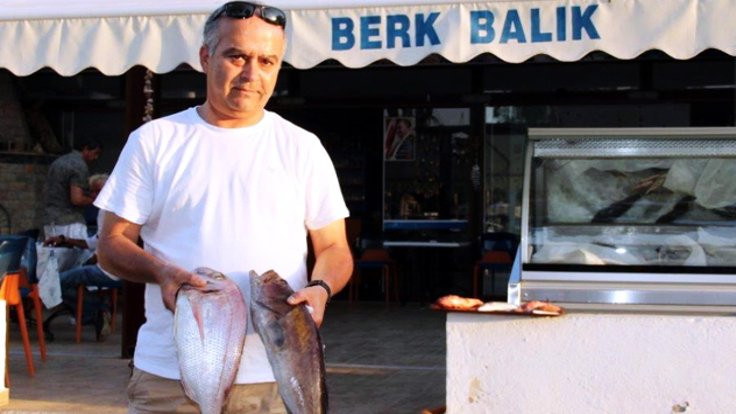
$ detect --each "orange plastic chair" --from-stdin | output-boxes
[351,248,399,303]
[0,236,47,378]
[75,286,118,343]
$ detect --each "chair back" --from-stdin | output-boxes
[16,230,38,284]
[479,250,512,265]
[0,236,28,273]
[359,248,393,263]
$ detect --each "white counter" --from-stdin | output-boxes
[446,311,736,413]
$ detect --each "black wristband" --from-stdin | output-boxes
[306,279,332,302]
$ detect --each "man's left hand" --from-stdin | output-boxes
[287,285,329,327]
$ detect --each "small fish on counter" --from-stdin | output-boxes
[174,267,247,414]
[250,270,328,414]
[432,294,484,311]
[433,295,564,316]
[517,300,564,315]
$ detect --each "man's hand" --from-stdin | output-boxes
[43,235,67,247]
[287,284,330,327]
[157,264,208,312]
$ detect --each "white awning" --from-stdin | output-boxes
[1,0,734,76]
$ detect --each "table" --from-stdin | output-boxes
[382,240,471,303]
[35,244,94,308]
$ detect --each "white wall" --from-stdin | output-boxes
[446,312,736,413]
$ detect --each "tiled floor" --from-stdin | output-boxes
[1,301,446,413]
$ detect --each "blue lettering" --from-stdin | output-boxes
[415,12,440,47]
[572,5,600,40]
[387,15,411,48]
[530,8,552,42]
[556,7,566,41]
[470,10,495,44]
[360,15,382,49]
[500,9,526,43]
[331,17,354,50]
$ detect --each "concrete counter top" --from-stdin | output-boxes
[446,311,736,413]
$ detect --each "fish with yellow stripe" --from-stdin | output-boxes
[249,269,328,414]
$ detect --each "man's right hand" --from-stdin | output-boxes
[157,264,208,312]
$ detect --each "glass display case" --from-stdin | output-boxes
[509,127,736,312]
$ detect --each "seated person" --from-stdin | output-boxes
[44,174,121,341]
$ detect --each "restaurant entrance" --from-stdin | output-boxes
[6,50,735,304]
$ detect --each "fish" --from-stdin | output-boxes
[174,267,247,414]
[249,270,328,414]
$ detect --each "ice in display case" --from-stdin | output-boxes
[509,127,736,312]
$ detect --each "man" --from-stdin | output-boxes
[95,2,353,413]
[43,137,102,239]
[44,174,120,341]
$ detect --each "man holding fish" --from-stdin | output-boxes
[94,2,353,412]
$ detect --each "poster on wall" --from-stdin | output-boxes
[384,116,416,161]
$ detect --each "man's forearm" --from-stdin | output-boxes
[70,195,95,207]
[97,234,169,285]
[310,244,354,295]
[69,185,95,206]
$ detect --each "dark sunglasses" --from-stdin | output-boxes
[215,1,287,29]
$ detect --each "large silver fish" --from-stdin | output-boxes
[249,270,328,414]
[174,267,247,414]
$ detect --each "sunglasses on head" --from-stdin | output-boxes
[215,1,287,29]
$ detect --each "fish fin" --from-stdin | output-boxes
[188,295,206,345]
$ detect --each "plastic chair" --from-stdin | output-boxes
[351,247,399,303]
[471,232,518,299]
[75,285,118,343]
[0,235,47,377]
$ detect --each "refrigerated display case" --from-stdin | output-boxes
[509,127,736,312]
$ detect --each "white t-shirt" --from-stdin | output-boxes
[94,107,349,383]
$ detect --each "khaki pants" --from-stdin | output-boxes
[127,367,288,414]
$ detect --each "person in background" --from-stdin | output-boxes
[42,137,103,239]
[44,173,120,341]
[385,117,415,161]
[94,2,354,412]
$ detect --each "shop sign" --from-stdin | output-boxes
[284,0,734,69]
[330,5,599,51]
